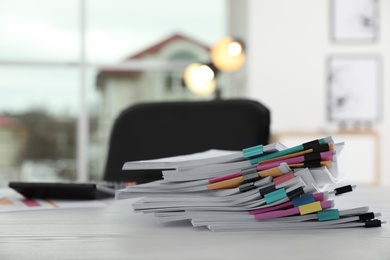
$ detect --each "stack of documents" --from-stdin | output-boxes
[116,136,385,231]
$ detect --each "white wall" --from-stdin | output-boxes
[237,0,389,185]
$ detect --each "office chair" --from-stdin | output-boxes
[103,99,271,184]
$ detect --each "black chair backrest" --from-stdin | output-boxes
[103,99,271,183]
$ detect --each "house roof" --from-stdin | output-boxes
[97,33,210,81]
[126,33,210,60]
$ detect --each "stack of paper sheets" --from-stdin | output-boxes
[116,136,385,232]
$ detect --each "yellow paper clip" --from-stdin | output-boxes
[299,201,322,215]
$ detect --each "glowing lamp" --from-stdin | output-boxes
[183,63,217,96]
[210,36,245,72]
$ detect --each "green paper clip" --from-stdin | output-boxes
[318,209,340,221]
[264,188,287,204]
[243,145,264,159]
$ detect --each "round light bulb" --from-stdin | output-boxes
[196,65,215,82]
[227,42,242,57]
[183,63,216,96]
[210,36,245,72]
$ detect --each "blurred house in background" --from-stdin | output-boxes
[93,33,212,177]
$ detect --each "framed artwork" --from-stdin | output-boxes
[331,0,379,42]
[327,55,381,124]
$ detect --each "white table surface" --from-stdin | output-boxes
[0,186,389,260]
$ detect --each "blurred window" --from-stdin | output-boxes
[0,0,226,185]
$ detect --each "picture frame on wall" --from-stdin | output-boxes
[327,55,381,124]
[331,0,379,42]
